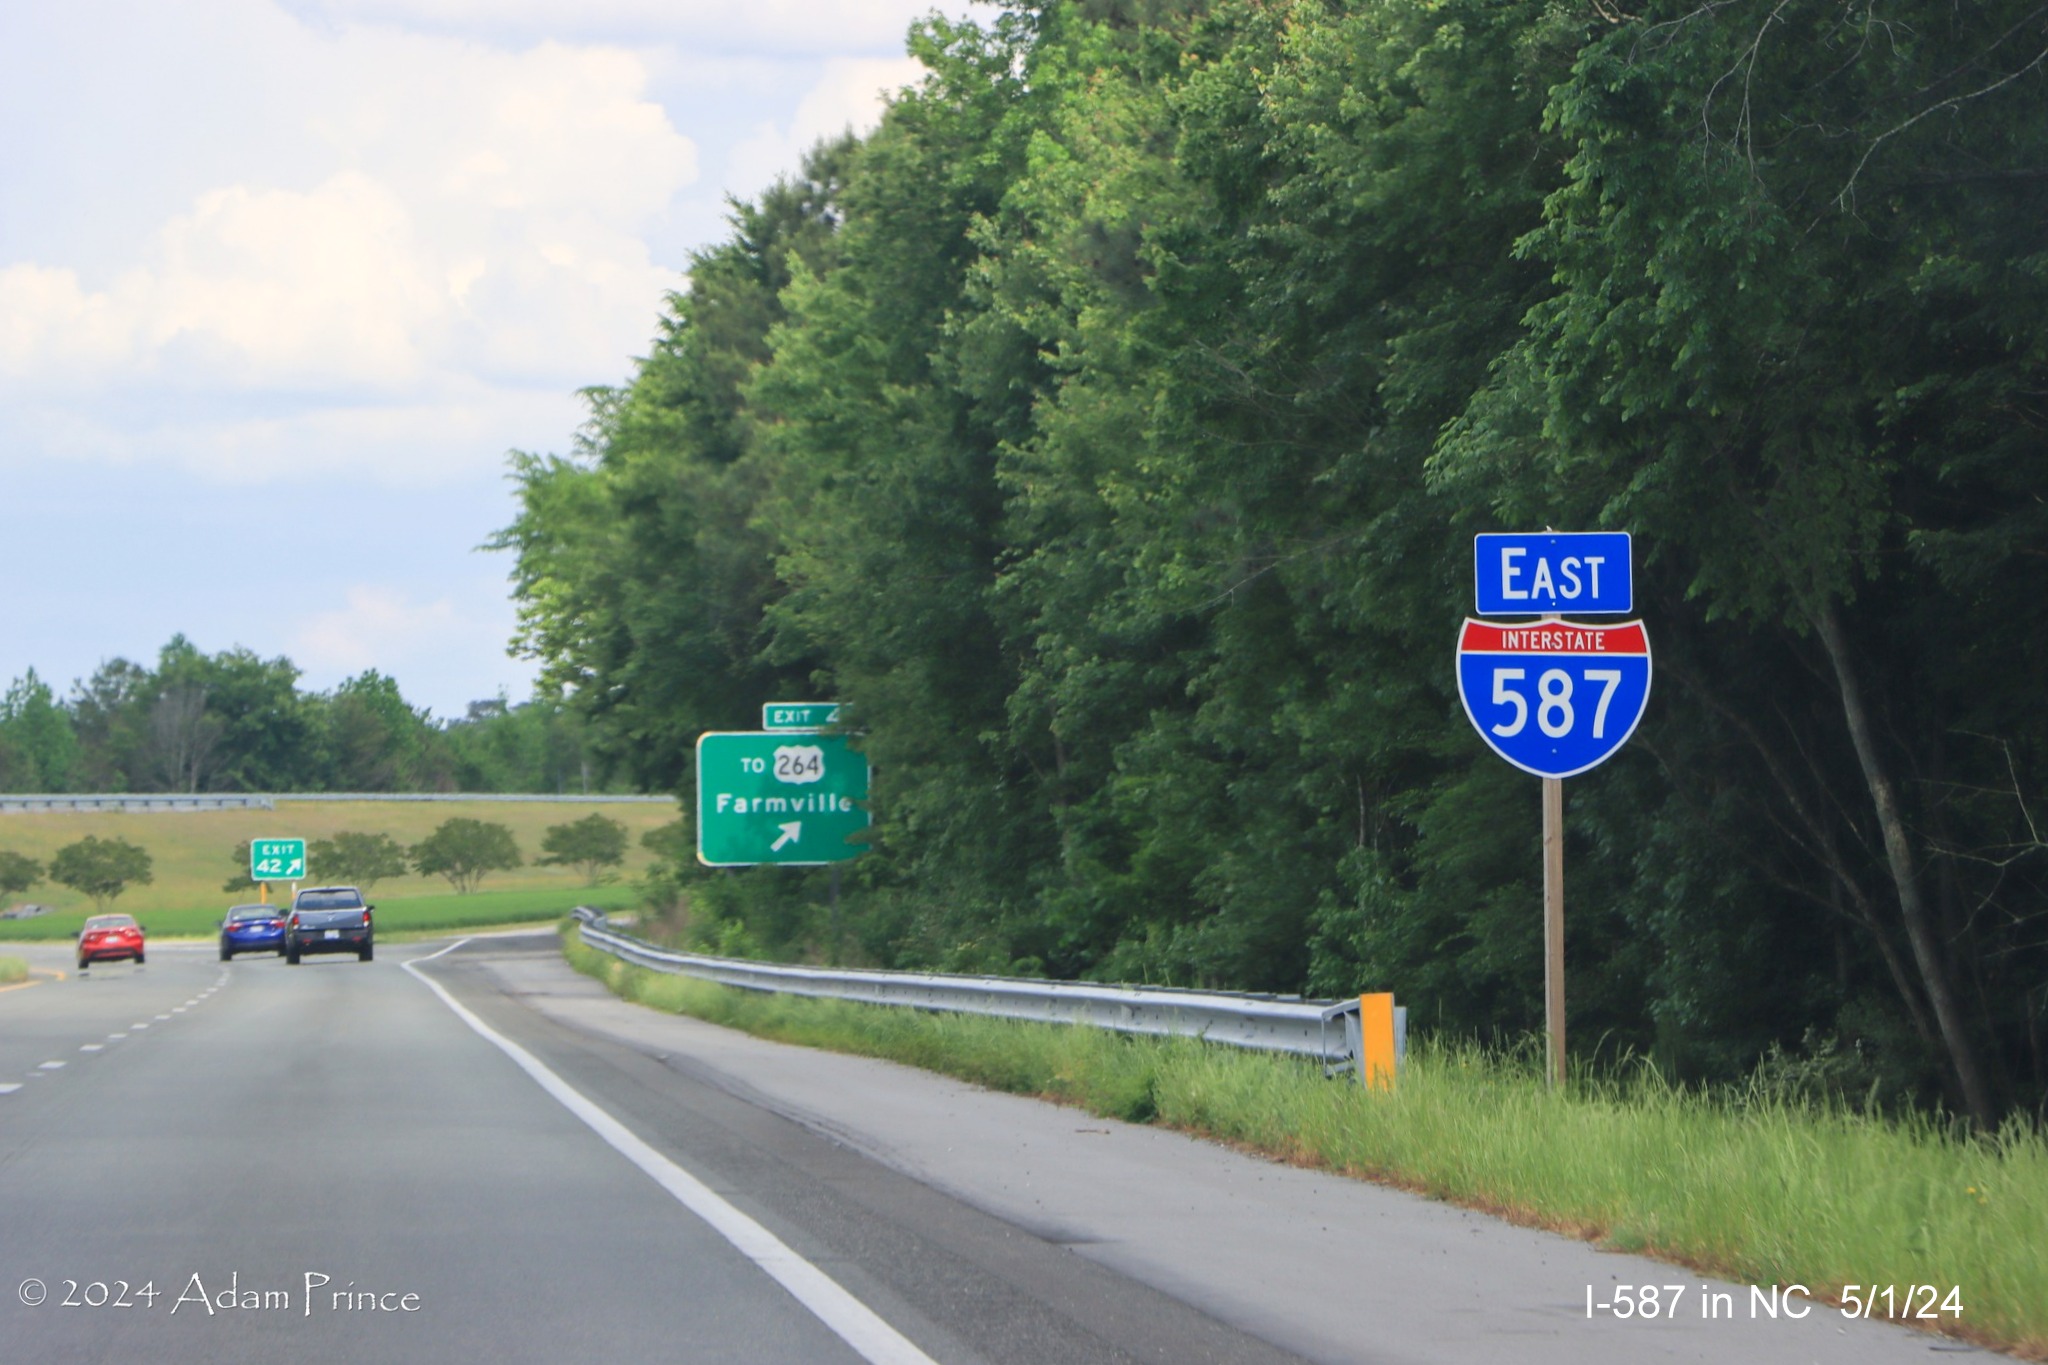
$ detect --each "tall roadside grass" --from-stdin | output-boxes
[562,928,2047,1359]
[0,955,28,985]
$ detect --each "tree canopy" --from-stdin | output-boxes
[538,813,629,886]
[411,819,523,895]
[499,0,2048,1124]
[50,836,153,911]
[3,637,611,796]
[308,832,411,892]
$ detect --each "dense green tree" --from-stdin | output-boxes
[0,670,79,792]
[411,818,522,894]
[67,659,152,791]
[321,671,444,791]
[223,839,259,895]
[492,139,860,793]
[0,850,41,900]
[50,836,153,911]
[538,813,628,886]
[308,831,410,892]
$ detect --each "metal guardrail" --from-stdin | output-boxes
[274,793,671,804]
[571,907,1404,1077]
[0,792,673,813]
[0,794,275,813]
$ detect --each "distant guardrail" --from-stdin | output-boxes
[571,907,1404,1079]
[0,794,276,813]
[0,792,673,814]
[273,793,672,804]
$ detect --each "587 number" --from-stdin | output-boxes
[1488,666,1625,739]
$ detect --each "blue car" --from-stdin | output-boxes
[219,904,287,960]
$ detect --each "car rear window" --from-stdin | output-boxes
[295,891,364,910]
[229,909,278,921]
[84,915,137,930]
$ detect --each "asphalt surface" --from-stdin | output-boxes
[0,933,1988,1364]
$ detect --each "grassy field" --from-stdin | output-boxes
[564,928,2048,1360]
[0,955,26,985]
[0,798,675,936]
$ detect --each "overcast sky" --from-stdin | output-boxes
[0,0,973,720]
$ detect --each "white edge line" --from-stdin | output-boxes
[401,940,937,1365]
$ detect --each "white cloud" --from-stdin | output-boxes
[0,21,695,483]
[292,584,534,707]
[286,0,953,55]
[296,586,461,677]
[727,56,924,198]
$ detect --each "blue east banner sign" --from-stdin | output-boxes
[1455,619,1652,779]
[1473,531,1632,616]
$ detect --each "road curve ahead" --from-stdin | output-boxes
[0,935,1982,1364]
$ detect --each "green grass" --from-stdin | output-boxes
[0,955,27,985]
[372,885,638,936]
[0,883,638,942]
[0,797,678,921]
[563,928,2048,1360]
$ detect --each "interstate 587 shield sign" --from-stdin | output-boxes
[1455,620,1651,779]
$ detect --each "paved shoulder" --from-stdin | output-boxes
[452,937,1973,1365]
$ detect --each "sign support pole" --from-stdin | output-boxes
[1542,775,1565,1087]
[828,863,841,962]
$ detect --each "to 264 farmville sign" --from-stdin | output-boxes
[695,731,869,867]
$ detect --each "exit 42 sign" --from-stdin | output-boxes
[250,837,307,881]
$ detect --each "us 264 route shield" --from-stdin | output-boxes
[1455,620,1652,779]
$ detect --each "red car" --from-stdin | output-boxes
[77,914,146,970]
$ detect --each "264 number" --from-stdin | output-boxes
[1490,667,1623,739]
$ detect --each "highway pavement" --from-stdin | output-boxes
[0,933,1987,1363]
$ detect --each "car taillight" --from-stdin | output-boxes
[290,914,300,929]
[361,910,371,926]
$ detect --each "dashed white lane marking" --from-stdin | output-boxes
[38,1061,65,1070]
[403,941,939,1365]
[132,1022,150,1029]
[155,1014,170,1021]
[107,1032,127,1040]
[79,1044,103,1052]
[171,1007,186,1014]
[0,1083,21,1094]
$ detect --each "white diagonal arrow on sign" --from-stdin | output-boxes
[770,822,801,852]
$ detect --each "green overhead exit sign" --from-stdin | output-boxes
[250,837,307,881]
[696,732,868,867]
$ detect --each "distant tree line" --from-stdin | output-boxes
[224,817,626,896]
[0,814,629,912]
[499,0,2048,1124]
[0,635,614,795]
